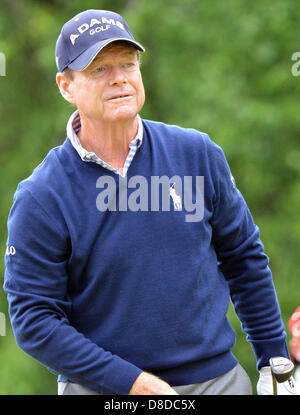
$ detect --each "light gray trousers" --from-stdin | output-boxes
[58,363,253,395]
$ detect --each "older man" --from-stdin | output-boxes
[4,9,298,395]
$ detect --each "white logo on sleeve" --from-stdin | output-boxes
[6,246,16,256]
[230,174,236,188]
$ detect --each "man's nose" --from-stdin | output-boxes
[109,65,127,85]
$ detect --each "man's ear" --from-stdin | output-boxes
[56,72,76,105]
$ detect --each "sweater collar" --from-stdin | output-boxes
[66,110,143,161]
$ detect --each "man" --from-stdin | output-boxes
[3,9,298,395]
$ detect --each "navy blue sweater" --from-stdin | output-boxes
[4,119,288,394]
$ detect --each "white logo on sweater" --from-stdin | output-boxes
[169,183,182,211]
[6,245,16,256]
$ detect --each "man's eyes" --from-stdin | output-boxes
[91,62,136,74]
[124,62,134,69]
[94,66,106,73]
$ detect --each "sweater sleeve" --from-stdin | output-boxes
[207,138,289,369]
[3,186,143,394]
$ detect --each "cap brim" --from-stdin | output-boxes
[68,38,145,71]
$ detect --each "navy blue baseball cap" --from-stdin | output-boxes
[55,10,145,72]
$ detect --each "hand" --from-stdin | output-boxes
[129,371,179,395]
[257,366,299,395]
[290,336,300,362]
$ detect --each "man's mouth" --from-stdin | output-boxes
[107,94,132,101]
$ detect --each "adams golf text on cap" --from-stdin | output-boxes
[55,10,145,72]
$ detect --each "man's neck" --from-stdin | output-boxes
[77,115,139,171]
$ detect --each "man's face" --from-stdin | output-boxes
[66,43,145,124]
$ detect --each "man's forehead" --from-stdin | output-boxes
[92,43,138,62]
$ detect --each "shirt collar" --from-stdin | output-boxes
[66,110,143,161]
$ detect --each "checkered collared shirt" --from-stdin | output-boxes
[66,110,143,177]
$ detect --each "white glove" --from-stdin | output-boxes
[257,366,299,395]
[294,365,300,386]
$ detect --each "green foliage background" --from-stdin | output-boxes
[0,0,300,394]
